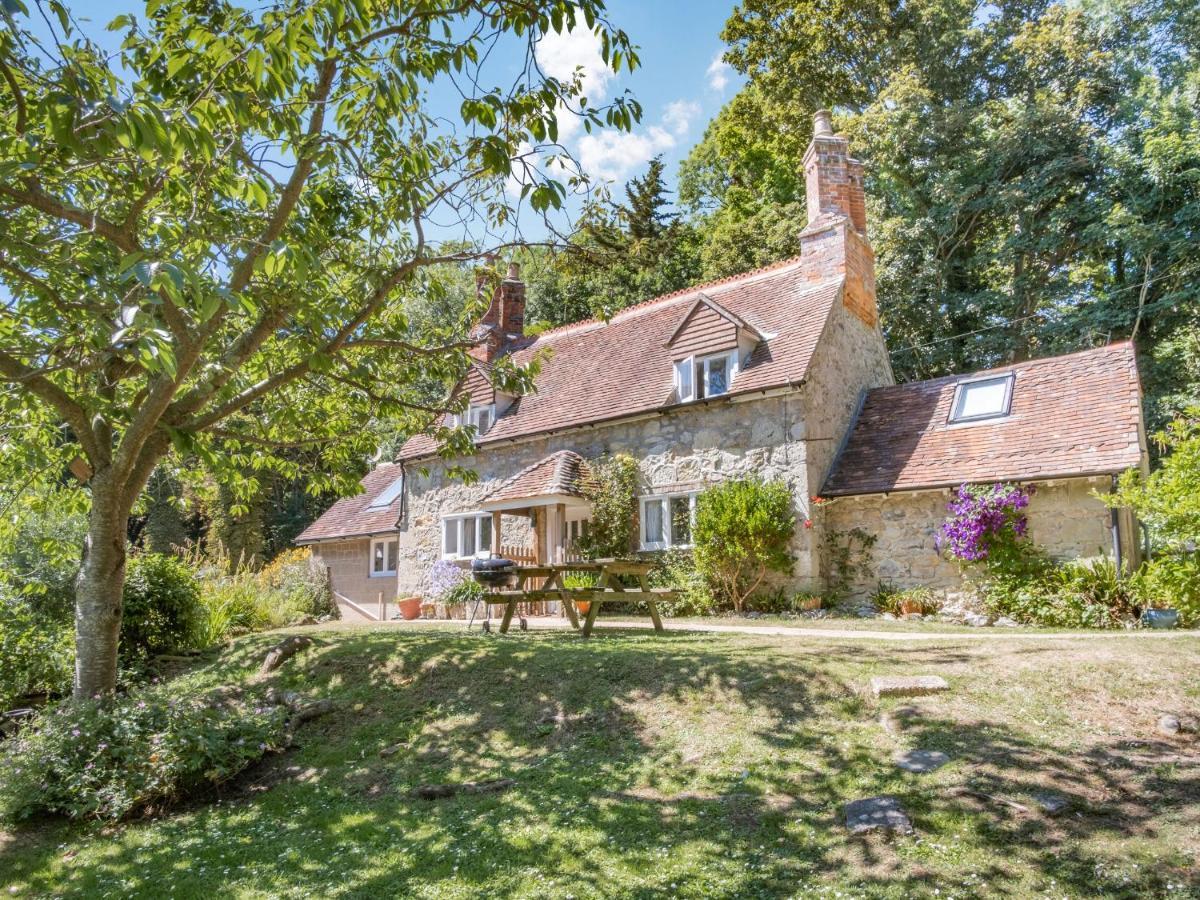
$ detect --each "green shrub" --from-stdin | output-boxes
[0,689,288,821]
[1107,407,1199,554]
[576,453,640,559]
[192,548,335,645]
[120,553,203,661]
[0,487,88,623]
[872,584,942,616]
[647,549,717,616]
[255,548,335,627]
[693,478,795,613]
[443,577,484,608]
[1136,553,1200,626]
[0,597,73,708]
[982,556,1139,628]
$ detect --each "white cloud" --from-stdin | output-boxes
[663,100,700,136]
[706,51,731,93]
[536,26,615,142]
[576,98,704,182]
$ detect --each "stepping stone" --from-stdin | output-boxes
[1033,792,1069,816]
[894,749,951,773]
[844,796,913,835]
[1157,714,1182,737]
[870,676,949,698]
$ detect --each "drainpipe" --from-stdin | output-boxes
[1109,474,1123,572]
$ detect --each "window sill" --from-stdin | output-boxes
[369,572,396,578]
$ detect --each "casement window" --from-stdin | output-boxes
[949,374,1014,424]
[448,404,496,436]
[370,537,399,577]
[640,492,698,550]
[674,351,738,403]
[366,474,405,510]
[442,512,493,560]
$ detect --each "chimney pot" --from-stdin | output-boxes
[813,109,834,137]
[506,261,520,280]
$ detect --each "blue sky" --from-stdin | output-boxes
[60,1,740,187]
[30,2,742,244]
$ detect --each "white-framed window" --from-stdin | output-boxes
[640,492,698,550]
[442,512,493,560]
[674,351,738,403]
[448,404,496,436]
[370,537,398,577]
[949,374,1014,424]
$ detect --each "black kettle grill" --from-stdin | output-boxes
[471,556,517,589]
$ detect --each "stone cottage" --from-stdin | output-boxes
[296,111,1148,620]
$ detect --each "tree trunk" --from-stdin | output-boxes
[73,473,128,700]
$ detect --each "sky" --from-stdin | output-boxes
[27,1,744,241]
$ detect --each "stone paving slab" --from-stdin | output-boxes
[870,675,949,698]
[844,796,914,835]
[894,749,951,773]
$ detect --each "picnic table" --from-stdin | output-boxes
[490,559,674,637]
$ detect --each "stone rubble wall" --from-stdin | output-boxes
[822,476,1118,604]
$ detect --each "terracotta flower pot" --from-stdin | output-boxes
[799,596,822,611]
[899,598,923,615]
[398,596,422,620]
[575,600,591,616]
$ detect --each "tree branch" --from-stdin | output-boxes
[0,53,27,135]
[0,179,136,253]
[0,349,103,464]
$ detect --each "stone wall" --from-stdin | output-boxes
[397,389,817,595]
[307,537,398,621]
[822,476,1119,602]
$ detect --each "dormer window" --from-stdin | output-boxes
[674,351,739,403]
[949,374,1014,423]
[449,404,495,435]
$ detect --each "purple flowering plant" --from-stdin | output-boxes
[936,483,1033,564]
[427,559,468,603]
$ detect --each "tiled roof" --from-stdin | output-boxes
[821,342,1145,497]
[481,450,591,505]
[400,258,842,459]
[294,463,404,544]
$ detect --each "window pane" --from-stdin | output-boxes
[955,377,1009,420]
[463,518,476,557]
[373,542,385,573]
[670,496,692,546]
[644,499,665,544]
[387,540,398,572]
[675,358,693,402]
[706,356,728,396]
[479,515,492,554]
[444,521,458,556]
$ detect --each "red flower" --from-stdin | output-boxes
[803,519,813,529]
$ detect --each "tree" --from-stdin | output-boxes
[685,0,1200,422]
[0,0,639,698]
[523,157,703,328]
[692,478,794,613]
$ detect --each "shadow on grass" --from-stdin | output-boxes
[1,628,1197,898]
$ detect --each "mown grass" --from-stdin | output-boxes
[2,625,1198,898]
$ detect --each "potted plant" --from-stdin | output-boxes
[795,593,823,611]
[562,572,596,616]
[397,596,422,620]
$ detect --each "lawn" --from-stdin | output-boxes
[2,625,1198,898]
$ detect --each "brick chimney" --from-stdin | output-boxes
[499,262,525,338]
[800,110,877,327]
[470,257,525,362]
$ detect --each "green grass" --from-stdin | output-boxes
[2,625,1198,898]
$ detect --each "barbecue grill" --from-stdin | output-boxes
[471,556,518,589]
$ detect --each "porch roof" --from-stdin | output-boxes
[480,450,592,510]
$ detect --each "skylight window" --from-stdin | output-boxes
[949,374,1014,423]
[367,474,405,510]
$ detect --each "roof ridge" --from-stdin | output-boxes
[524,254,807,343]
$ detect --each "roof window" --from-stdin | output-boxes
[949,374,1014,423]
[674,351,738,403]
[366,474,405,510]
